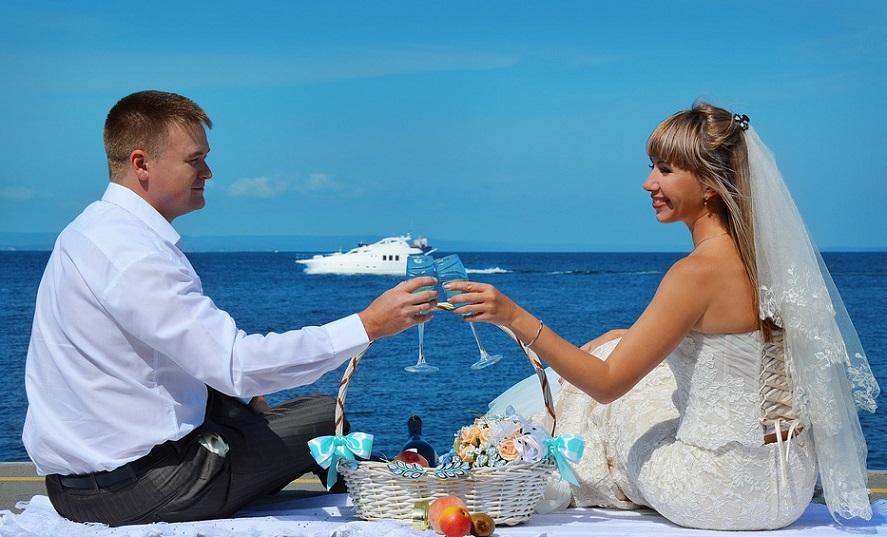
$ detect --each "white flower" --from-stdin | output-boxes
[488,419,521,443]
[514,434,545,463]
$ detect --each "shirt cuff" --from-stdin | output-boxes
[325,313,371,357]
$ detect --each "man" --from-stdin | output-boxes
[22,90,438,526]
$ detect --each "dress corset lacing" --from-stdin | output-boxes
[759,330,803,481]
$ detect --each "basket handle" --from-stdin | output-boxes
[495,324,557,434]
[333,341,374,436]
[334,310,557,436]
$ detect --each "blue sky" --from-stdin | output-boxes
[1,1,885,251]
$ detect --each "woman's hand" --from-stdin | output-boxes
[441,281,521,326]
[443,281,546,346]
[580,329,627,354]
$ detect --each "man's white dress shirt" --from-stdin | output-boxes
[23,183,370,476]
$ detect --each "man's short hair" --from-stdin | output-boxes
[104,90,213,180]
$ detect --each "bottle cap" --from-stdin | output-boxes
[411,500,430,531]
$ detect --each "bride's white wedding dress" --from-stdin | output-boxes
[503,332,818,530]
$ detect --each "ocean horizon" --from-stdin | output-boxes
[3,232,886,254]
[2,250,884,470]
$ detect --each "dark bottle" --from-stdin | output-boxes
[401,415,438,466]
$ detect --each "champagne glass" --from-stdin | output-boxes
[434,254,503,370]
[404,255,438,373]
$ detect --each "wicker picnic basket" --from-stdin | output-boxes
[334,319,559,526]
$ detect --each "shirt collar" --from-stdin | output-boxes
[101,182,182,247]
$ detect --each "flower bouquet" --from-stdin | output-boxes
[449,411,554,470]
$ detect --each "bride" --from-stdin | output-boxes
[444,103,879,530]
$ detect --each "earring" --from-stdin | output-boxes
[704,196,709,207]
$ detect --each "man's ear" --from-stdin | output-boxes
[131,149,149,181]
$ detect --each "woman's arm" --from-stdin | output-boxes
[446,256,716,403]
[580,329,628,353]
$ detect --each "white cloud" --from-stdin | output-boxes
[298,173,341,193]
[225,177,289,198]
[0,186,36,201]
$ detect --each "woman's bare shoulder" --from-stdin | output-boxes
[673,246,757,331]
[663,253,722,284]
[658,250,743,306]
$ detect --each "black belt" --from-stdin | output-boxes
[55,441,178,490]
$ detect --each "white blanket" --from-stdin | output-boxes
[1,494,884,537]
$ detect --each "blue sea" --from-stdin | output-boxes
[2,251,885,469]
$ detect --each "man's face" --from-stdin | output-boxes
[144,122,212,222]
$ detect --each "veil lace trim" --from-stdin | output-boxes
[747,127,879,520]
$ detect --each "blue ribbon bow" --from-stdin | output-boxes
[545,434,585,486]
[307,432,374,489]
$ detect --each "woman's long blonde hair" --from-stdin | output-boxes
[646,102,774,339]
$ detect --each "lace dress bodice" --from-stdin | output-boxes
[668,331,766,450]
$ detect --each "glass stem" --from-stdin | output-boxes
[417,323,426,363]
[469,323,488,356]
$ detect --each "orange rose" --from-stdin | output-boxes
[460,425,483,446]
[498,438,520,462]
[478,424,491,445]
[457,444,476,463]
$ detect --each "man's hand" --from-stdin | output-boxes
[358,277,438,341]
[247,395,271,414]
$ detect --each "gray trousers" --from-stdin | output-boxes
[45,389,342,526]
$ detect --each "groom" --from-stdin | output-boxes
[21,90,438,526]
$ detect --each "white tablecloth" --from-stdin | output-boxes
[1,494,884,537]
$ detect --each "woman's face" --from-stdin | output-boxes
[643,159,707,225]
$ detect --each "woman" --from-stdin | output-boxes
[445,103,879,530]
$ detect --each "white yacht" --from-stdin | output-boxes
[296,235,434,275]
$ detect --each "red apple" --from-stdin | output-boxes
[428,495,466,534]
[439,506,472,537]
[394,449,429,467]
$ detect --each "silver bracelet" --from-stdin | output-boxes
[524,321,544,348]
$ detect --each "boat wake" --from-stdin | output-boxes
[466,267,511,275]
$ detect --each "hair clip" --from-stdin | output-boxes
[732,113,750,131]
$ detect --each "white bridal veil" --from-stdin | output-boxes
[746,127,880,520]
